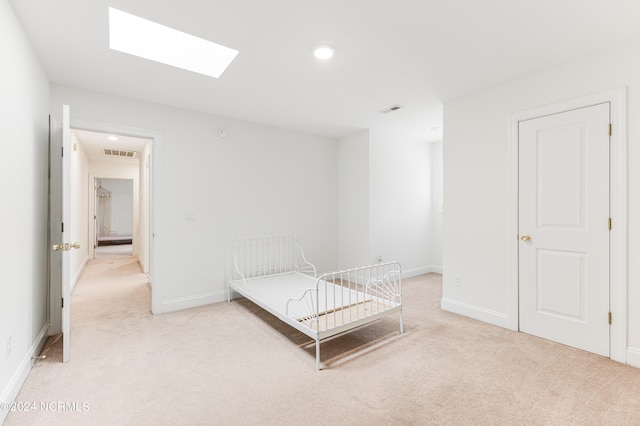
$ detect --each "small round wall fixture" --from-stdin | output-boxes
[218,129,229,139]
[314,44,335,60]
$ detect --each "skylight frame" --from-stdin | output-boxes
[108,7,239,78]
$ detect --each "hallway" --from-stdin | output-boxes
[73,248,151,322]
[32,249,150,365]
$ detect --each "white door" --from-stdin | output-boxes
[50,105,75,362]
[518,102,610,357]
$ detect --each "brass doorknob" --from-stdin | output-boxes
[52,242,80,251]
[520,234,531,242]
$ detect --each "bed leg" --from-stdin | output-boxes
[315,339,320,372]
[399,308,404,334]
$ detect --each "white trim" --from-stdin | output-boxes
[508,87,627,363]
[161,290,230,313]
[626,348,640,368]
[608,88,627,363]
[506,116,520,331]
[70,255,89,294]
[0,324,48,424]
[403,265,442,278]
[441,298,510,328]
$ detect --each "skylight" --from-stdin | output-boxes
[108,7,239,78]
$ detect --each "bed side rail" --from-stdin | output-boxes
[285,262,402,332]
[226,232,316,282]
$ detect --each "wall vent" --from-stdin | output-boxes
[104,148,137,158]
[379,104,404,114]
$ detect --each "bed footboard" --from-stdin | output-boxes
[286,261,403,370]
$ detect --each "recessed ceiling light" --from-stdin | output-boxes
[107,135,119,141]
[108,7,239,78]
[314,44,335,60]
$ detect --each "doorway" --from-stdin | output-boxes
[48,121,155,342]
[95,178,134,256]
[508,88,627,362]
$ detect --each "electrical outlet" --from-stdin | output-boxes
[6,334,12,357]
[454,275,463,286]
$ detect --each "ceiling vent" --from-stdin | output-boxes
[379,104,404,114]
[104,148,137,158]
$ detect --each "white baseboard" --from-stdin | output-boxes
[0,323,49,424]
[626,347,640,368]
[70,256,89,294]
[161,290,232,313]
[403,265,442,278]
[441,297,510,329]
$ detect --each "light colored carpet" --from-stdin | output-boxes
[5,254,640,425]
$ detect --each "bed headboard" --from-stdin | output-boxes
[226,232,316,283]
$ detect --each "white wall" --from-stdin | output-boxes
[70,132,90,293]
[338,131,370,269]
[429,142,443,271]
[369,128,436,276]
[337,129,443,276]
[0,0,50,422]
[442,39,640,364]
[51,85,339,313]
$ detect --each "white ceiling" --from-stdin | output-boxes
[10,0,640,140]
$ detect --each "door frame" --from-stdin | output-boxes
[507,87,627,363]
[70,118,162,314]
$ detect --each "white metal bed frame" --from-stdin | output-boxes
[226,233,403,371]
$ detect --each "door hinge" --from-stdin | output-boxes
[609,123,612,136]
[61,146,64,157]
[61,222,64,233]
[94,215,97,220]
[608,312,612,324]
[608,218,612,230]
[61,298,64,309]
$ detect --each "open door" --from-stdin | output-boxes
[50,105,78,362]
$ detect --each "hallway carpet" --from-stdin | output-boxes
[5,254,640,425]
